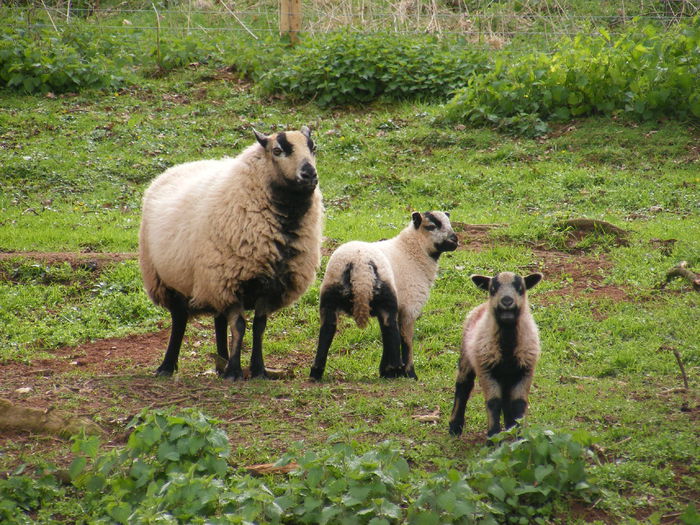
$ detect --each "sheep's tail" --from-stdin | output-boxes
[351,259,378,329]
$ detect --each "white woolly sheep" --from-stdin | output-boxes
[139,127,323,380]
[310,211,458,380]
[449,271,543,438]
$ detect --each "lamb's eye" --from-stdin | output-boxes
[272,147,283,156]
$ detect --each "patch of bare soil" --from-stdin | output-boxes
[454,225,629,304]
[0,251,136,272]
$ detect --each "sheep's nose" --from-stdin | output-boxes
[449,233,458,244]
[500,296,514,308]
[299,163,317,182]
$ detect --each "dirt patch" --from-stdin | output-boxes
[0,251,136,270]
[453,222,502,252]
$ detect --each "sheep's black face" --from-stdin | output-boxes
[255,126,317,192]
[472,272,543,325]
[412,211,458,259]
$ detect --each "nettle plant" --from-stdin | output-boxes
[62,408,598,524]
[258,31,489,106]
[0,23,125,94]
[443,18,700,136]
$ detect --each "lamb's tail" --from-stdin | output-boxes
[351,259,378,329]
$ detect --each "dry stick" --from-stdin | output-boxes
[39,0,59,34]
[671,348,690,390]
[219,0,258,40]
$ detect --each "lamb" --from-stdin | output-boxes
[448,271,543,438]
[310,211,458,381]
[139,126,323,380]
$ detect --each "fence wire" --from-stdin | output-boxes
[2,1,698,43]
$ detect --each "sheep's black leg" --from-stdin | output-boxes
[310,307,338,381]
[486,397,503,438]
[504,398,527,430]
[249,313,268,378]
[448,370,475,436]
[214,314,228,360]
[378,311,402,378]
[223,314,245,381]
[156,294,188,377]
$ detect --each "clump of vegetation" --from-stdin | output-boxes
[258,31,489,106]
[5,408,594,523]
[0,23,127,94]
[442,18,700,136]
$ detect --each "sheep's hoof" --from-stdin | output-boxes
[380,367,400,379]
[448,422,463,436]
[155,367,175,378]
[309,368,324,381]
[404,367,418,380]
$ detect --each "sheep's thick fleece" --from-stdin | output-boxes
[139,142,323,314]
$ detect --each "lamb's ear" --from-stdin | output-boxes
[412,212,422,229]
[444,212,451,218]
[301,126,311,138]
[253,129,268,148]
[471,275,491,291]
[524,273,543,290]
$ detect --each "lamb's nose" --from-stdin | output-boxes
[501,296,514,308]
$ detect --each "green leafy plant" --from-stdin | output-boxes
[0,23,125,94]
[443,18,700,136]
[0,466,62,525]
[258,31,489,106]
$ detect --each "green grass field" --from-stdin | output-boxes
[0,33,699,523]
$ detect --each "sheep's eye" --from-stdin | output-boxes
[272,147,283,156]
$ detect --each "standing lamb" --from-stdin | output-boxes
[310,211,458,381]
[139,127,323,380]
[449,271,543,438]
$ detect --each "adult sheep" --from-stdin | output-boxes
[139,127,323,380]
[310,211,458,381]
[448,271,543,438]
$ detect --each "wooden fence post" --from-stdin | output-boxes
[280,0,301,44]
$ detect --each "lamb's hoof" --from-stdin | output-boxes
[380,367,400,379]
[155,367,175,377]
[448,422,463,436]
[222,369,244,382]
[309,367,324,381]
[249,369,269,380]
[404,367,418,380]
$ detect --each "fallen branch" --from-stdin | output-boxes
[244,462,299,476]
[663,261,700,291]
[0,398,103,438]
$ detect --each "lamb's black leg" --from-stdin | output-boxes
[504,398,527,430]
[214,314,228,360]
[486,397,503,437]
[156,294,188,377]
[249,312,268,378]
[223,314,245,381]
[378,311,402,378]
[448,370,475,436]
[310,307,338,381]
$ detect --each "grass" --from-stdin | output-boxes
[0,57,699,523]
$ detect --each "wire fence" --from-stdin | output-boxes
[2,0,698,44]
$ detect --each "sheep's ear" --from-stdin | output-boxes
[253,129,268,148]
[301,126,311,138]
[444,212,451,218]
[412,212,422,229]
[471,275,491,291]
[524,273,543,290]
